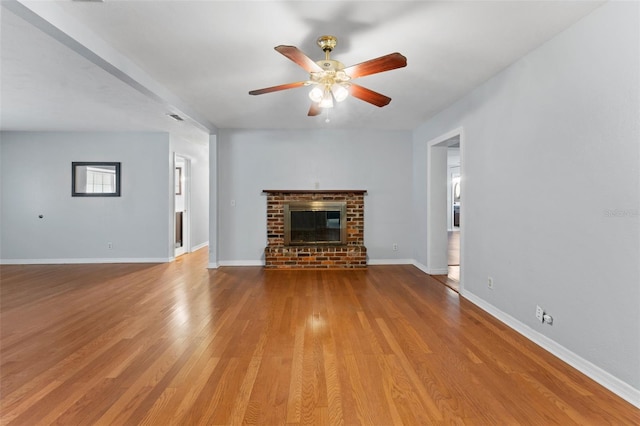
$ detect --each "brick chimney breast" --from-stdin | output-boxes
[263,190,367,269]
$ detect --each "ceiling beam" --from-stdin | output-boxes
[3,0,217,134]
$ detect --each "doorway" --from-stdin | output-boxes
[426,129,463,292]
[446,145,461,290]
[174,155,190,258]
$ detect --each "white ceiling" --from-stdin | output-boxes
[1,0,605,139]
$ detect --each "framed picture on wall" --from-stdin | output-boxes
[175,167,182,195]
[72,162,121,197]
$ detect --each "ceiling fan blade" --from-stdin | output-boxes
[308,103,321,116]
[350,84,392,107]
[275,45,323,73]
[343,52,407,79]
[249,81,307,96]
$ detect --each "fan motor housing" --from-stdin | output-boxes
[316,59,344,71]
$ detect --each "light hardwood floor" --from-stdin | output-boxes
[1,249,638,425]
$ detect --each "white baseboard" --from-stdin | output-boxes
[0,257,171,265]
[190,241,209,252]
[412,260,429,274]
[462,290,640,409]
[217,260,264,267]
[207,262,219,269]
[368,259,414,265]
[411,260,448,275]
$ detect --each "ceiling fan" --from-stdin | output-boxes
[249,35,407,117]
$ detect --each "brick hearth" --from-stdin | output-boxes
[263,190,367,269]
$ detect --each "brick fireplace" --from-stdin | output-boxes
[263,190,367,269]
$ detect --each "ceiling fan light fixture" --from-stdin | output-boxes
[335,70,349,82]
[332,83,349,102]
[319,90,334,108]
[308,86,324,103]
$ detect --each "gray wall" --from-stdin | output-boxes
[0,131,172,262]
[413,1,639,392]
[216,128,413,264]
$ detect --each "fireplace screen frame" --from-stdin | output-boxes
[284,201,347,246]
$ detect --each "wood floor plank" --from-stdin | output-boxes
[1,249,638,425]
[376,317,445,423]
[321,331,344,426]
[285,325,305,423]
[341,353,388,425]
[227,334,267,424]
[92,337,189,425]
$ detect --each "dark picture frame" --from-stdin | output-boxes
[72,162,121,197]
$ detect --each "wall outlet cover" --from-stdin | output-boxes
[536,305,544,322]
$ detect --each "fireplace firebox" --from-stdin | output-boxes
[284,201,347,245]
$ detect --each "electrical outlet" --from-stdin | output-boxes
[107,242,113,249]
[392,243,398,251]
[536,305,544,322]
[487,277,494,289]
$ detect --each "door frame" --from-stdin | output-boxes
[173,154,190,258]
[426,127,465,291]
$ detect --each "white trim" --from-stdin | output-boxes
[412,260,449,275]
[0,257,171,265]
[411,260,429,274]
[368,259,414,265]
[424,126,466,293]
[217,260,264,267]
[462,290,640,409]
[426,268,449,275]
[191,242,209,252]
[426,127,465,148]
[207,262,219,269]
